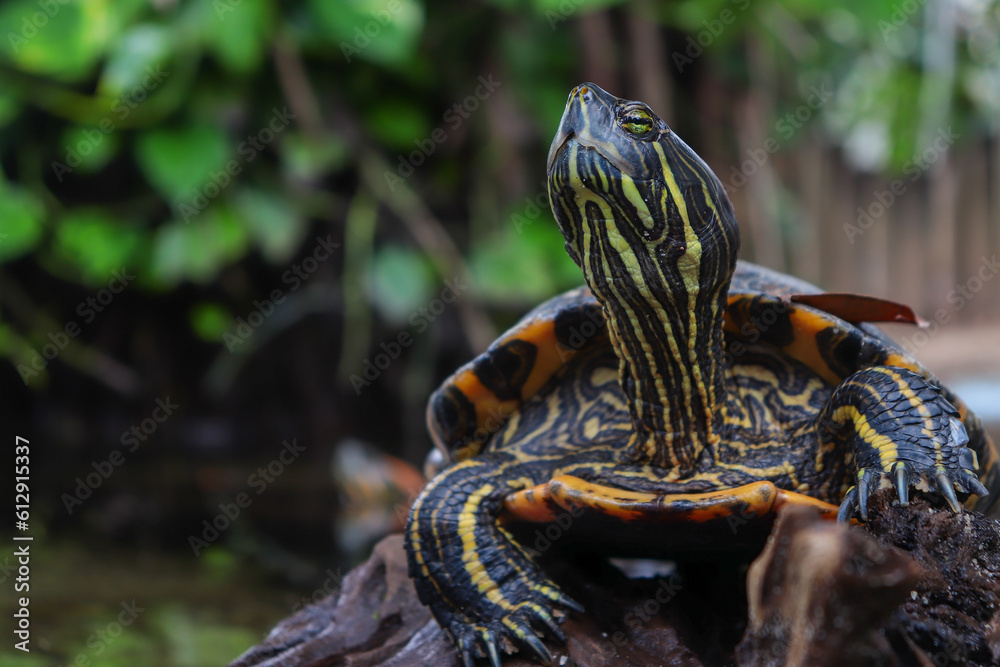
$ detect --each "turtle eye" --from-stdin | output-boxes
[618,106,654,136]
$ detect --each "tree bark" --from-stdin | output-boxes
[232,489,1000,666]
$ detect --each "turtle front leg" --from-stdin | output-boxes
[405,454,581,667]
[819,366,989,522]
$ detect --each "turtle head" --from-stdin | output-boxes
[545,83,740,470]
[546,82,740,302]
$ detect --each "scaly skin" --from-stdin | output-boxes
[405,83,997,665]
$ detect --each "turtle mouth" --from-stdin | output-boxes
[546,132,656,196]
[546,123,656,185]
[545,128,574,175]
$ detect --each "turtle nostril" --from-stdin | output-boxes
[579,86,590,97]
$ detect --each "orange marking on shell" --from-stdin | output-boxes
[725,300,841,386]
[773,489,841,520]
[505,477,844,526]
[504,485,560,522]
[516,320,582,404]
[782,310,845,386]
[451,320,588,445]
[452,370,494,406]
[546,476,784,524]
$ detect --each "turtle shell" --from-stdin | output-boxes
[426,260,1000,536]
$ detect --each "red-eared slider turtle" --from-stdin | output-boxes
[404,83,999,666]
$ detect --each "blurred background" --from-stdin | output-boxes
[1,0,999,664]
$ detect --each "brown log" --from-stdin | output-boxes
[232,489,1000,667]
[736,505,920,667]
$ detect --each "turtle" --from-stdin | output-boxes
[404,83,1000,667]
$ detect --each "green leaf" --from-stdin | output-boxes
[59,126,120,173]
[667,0,739,29]
[310,0,425,67]
[470,214,579,302]
[368,245,434,323]
[233,189,307,264]
[0,0,123,80]
[365,100,429,151]
[53,210,141,285]
[0,186,44,264]
[209,0,274,73]
[2,646,69,666]
[153,604,259,666]
[190,302,232,342]
[150,206,248,286]
[0,93,21,129]
[0,321,11,355]
[281,132,349,180]
[98,23,172,98]
[66,626,154,665]
[530,0,624,14]
[135,124,232,203]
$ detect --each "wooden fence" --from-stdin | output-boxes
[725,137,1000,327]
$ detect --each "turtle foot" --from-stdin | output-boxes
[433,590,581,667]
[405,456,580,666]
[826,367,989,523]
[833,390,988,523]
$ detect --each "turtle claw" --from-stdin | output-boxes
[935,467,963,512]
[440,595,576,666]
[530,608,566,643]
[485,639,502,667]
[824,366,991,523]
[893,462,910,506]
[457,636,476,667]
[844,458,988,522]
[837,486,858,523]
[837,467,884,522]
[858,468,878,521]
[555,593,584,614]
[523,632,552,665]
[958,469,990,497]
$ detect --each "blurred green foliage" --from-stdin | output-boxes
[1,0,998,379]
[2,0,999,661]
